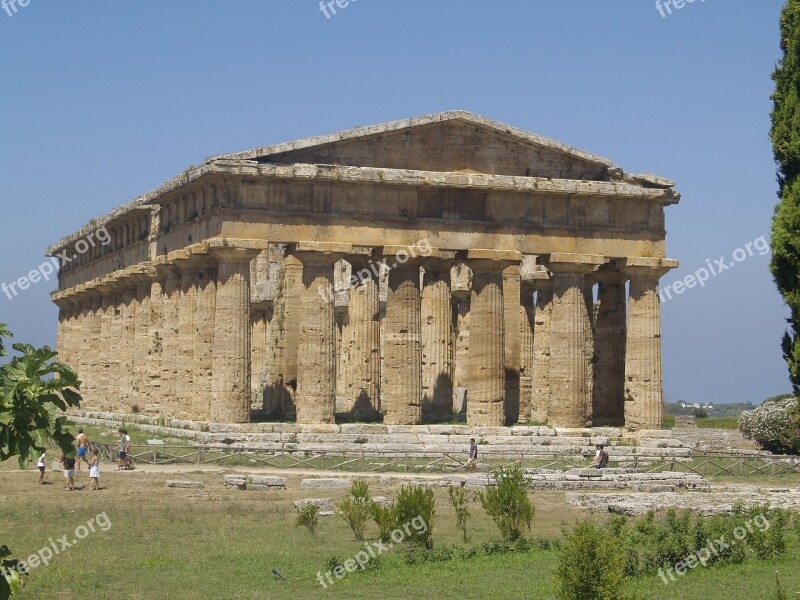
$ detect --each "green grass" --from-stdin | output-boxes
[1,467,799,599]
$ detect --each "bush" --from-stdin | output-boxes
[370,501,398,543]
[447,486,471,543]
[739,398,800,454]
[336,480,373,541]
[294,503,320,535]
[395,485,435,549]
[555,521,638,600]
[478,466,534,542]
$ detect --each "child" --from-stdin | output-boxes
[62,454,75,491]
[88,449,100,490]
[37,449,46,484]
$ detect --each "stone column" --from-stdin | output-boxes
[622,259,677,430]
[193,259,217,421]
[421,259,454,421]
[130,269,154,411]
[451,262,472,416]
[290,242,350,424]
[592,270,627,426]
[279,254,303,416]
[530,274,553,423]
[209,246,260,423]
[518,279,536,423]
[344,254,381,419]
[381,247,427,425]
[119,285,137,409]
[146,273,164,414]
[502,265,522,423]
[465,250,520,426]
[97,285,117,412]
[175,258,199,420]
[155,264,180,417]
[83,292,102,404]
[542,254,606,428]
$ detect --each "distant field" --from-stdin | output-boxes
[0,465,799,599]
[695,417,740,430]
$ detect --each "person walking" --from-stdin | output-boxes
[88,449,100,490]
[37,449,47,484]
[467,438,478,472]
[117,429,131,470]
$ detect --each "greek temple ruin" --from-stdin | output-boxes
[48,111,679,430]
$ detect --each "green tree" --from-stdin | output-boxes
[0,323,82,599]
[770,0,800,396]
[478,466,534,542]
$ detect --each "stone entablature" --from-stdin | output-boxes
[48,111,679,430]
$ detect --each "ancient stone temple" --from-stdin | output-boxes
[48,111,679,429]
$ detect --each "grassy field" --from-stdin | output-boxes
[1,463,799,599]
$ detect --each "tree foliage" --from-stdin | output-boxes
[770,0,800,395]
[0,323,82,599]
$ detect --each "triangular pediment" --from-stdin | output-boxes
[220,111,617,181]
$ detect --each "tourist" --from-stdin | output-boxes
[467,438,478,472]
[62,454,75,491]
[75,428,89,470]
[117,429,131,470]
[594,444,609,469]
[88,449,100,490]
[37,449,47,484]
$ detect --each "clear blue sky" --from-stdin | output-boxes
[0,0,789,404]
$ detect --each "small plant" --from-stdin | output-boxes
[395,485,435,549]
[478,466,534,542]
[772,572,789,600]
[448,486,471,542]
[295,503,320,535]
[555,521,638,600]
[337,480,373,541]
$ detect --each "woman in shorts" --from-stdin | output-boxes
[62,454,75,491]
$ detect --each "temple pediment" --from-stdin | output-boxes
[221,110,617,181]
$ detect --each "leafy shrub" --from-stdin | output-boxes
[336,480,373,541]
[294,503,320,535]
[739,398,800,454]
[370,501,398,543]
[447,486,471,542]
[478,466,534,542]
[555,521,638,600]
[395,485,435,549]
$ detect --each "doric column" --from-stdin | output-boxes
[174,256,199,420]
[530,273,553,424]
[592,270,627,426]
[451,262,472,416]
[130,268,154,412]
[155,263,180,417]
[193,259,217,421]
[146,273,164,414]
[209,246,260,423]
[83,292,102,404]
[119,285,137,409]
[465,250,521,426]
[97,284,117,412]
[518,279,536,423]
[541,253,606,428]
[279,253,303,417]
[290,242,350,424]
[502,265,522,423]
[421,258,454,421]
[381,245,430,425]
[343,253,381,419]
[622,258,677,430]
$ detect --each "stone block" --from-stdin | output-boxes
[165,480,205,489]
[300,478,352,489]
[250,475,286,487]
[224,475,247,489]
[294,498,335,516]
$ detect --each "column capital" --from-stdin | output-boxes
[208,245,261,264]
[619,257,678,280]
[539,253,607,274]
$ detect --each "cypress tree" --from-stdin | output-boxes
[770,0,800,393]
